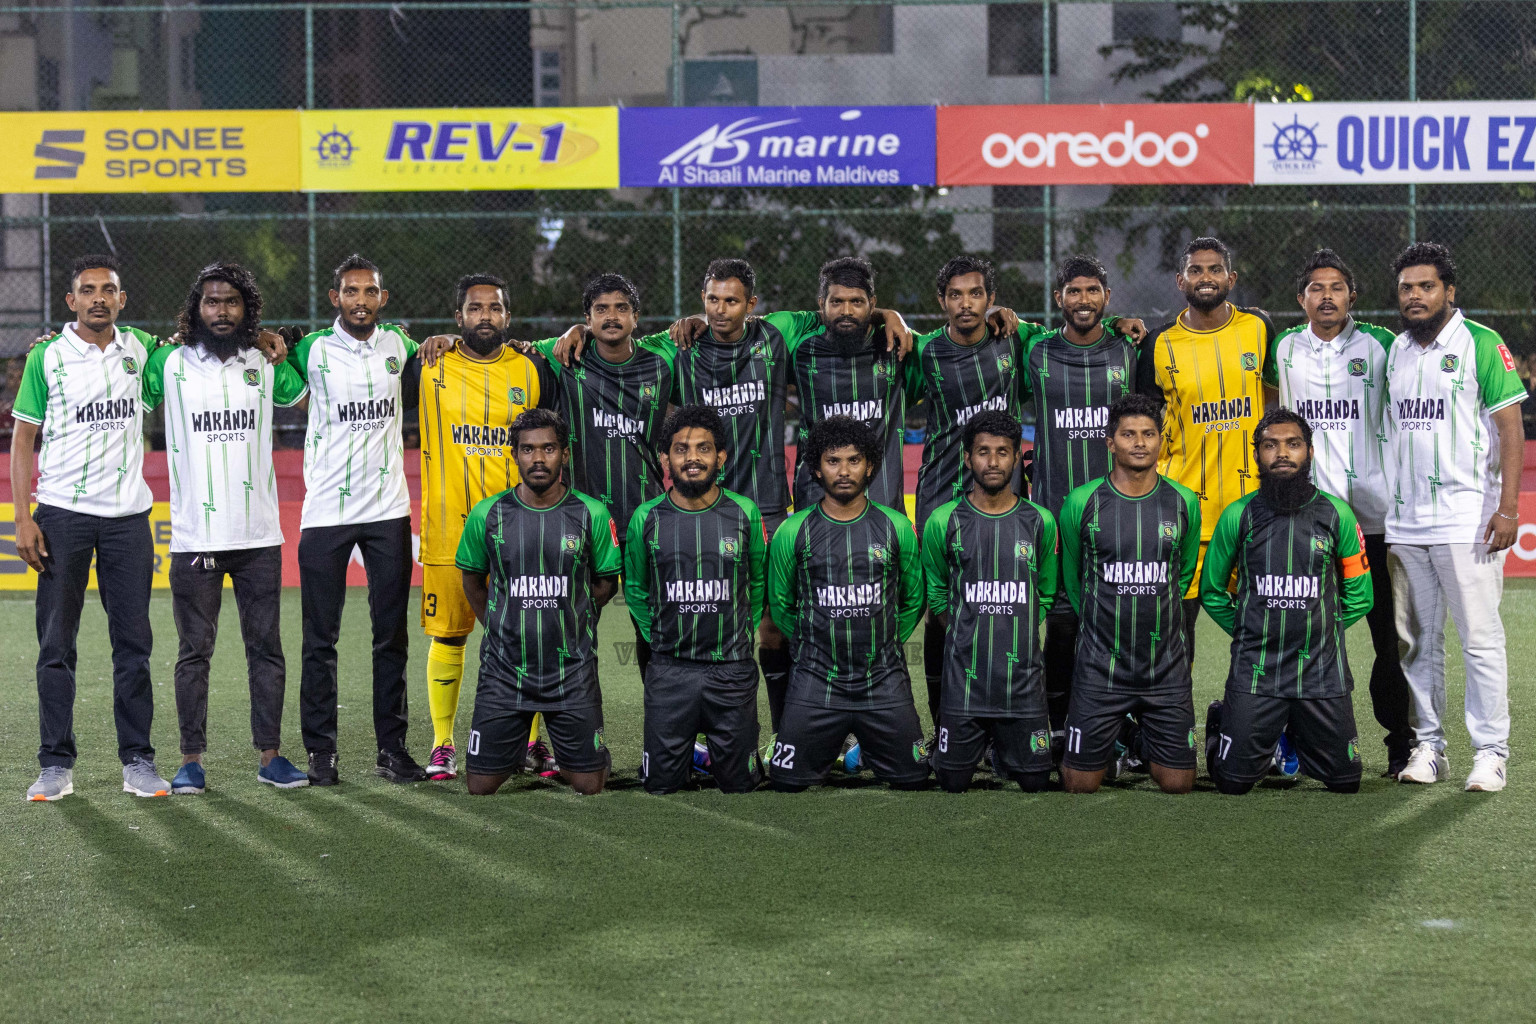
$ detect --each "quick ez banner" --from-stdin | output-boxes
[619,106,936,187]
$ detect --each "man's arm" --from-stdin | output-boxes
[1176,484,1203,598]
[1057,489,1086,616]
[10,419,45,572]
[1485,403,1524,552]
[744,501,769,627]
[623,507,654,643]
[766,516,800,640]
[455,497,496,625]
[461,571,489,624]
[586,498,624,613]
[1198,503,1243,636]
[592,574,619,609]
[1036,506,1060,621]
[920,506,952,628]
[1330,498,1374,631]
[893,513,925,644]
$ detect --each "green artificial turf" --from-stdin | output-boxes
[1,584,1532,1023]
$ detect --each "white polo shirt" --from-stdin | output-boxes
[288,318,416,529]
[1383,309,1527,545]
[11,323,154,518]
[143,343,308,552]
[1267,317,1395,533]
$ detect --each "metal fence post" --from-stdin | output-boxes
[670,2,683,320]
[1041,0,1052,327]
[1407,0,1417,242]
[305,4,319,329]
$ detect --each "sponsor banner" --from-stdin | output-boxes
[299,107,617,191]
[1507,492,1536,578]
[0,110,300,193]
[619,105,935,187]
[937,104,1253,185]
[1255,101,1536,184]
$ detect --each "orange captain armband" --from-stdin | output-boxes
[1339,524,1370,579]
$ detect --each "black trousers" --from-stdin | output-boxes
[32,505,155,768]
[170,546,287,754]
[298,516,412,754]
[1362,532,1414,759]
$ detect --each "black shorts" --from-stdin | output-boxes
[642,654,761,794]
[933,714,1053,779]
[466,703,608,775]
[1063,687,1196,772]
[1212,690,1363,787]
[769,701,929,787]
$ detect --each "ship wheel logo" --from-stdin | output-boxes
[313,126,356,167]
[1268,113,1325,164]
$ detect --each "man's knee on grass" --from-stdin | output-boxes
[467,771,512,795]
[1325,779,1360,794]
[564,769,607,795]
[1150,764,1195,794]
[1214,774,1256,796]
[1062,766,1105,793]
[935,766,972,793]
[1013,770,1051,794]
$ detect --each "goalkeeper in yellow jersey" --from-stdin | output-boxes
[406,274,555,781]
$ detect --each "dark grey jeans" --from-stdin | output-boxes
[169,545,287,754]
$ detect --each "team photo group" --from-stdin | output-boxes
[14,233,1525,802]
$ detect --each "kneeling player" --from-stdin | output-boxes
[456,409,622,796]
[627,404,769,794]
[767,417,927,791]
[1200,410,1372,794]
[922,411,1059,793]
[1058,394,1201,794]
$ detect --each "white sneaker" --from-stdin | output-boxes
[1398,742,1448,784]
[1465,751,1507,793]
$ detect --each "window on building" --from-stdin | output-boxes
[534,48,562,107]
[988,3,1057,76]
[1112,2,1182,44]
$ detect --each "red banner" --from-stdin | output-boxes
[937,103,1254,186]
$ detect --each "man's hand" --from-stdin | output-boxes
[873,308,914,359]
[419,334,457,367]
[1483,509,1519,552]
[550,324,589,366]
[1113,317,1149,342]
[255,328,288,366]
[669,314,708,351]
[986,306,1021,338]
[15,516,46,573]
[28,334,51,354]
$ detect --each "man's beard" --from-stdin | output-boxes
[1258,455,1316,511]
[1402,302,1451,344]
[1183,283,1231,314]
[460,325,506,357]
[190,320,254,362]
[672,468,715,500]
[824,313,872,345]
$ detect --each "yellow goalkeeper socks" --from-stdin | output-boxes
[427,640,466,749]
[529,713,542,746]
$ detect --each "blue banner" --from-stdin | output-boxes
[619,105,936,188]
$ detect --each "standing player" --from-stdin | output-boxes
[532,274,675,680]
[287,254,427,785]
[1266,249,1413,777]
[626,404,768,794]
[1137,237,1276,657]
[13,254,168,800]
[766,417,927,791]
[1020,255,1140,742]
[408,274,554,782]
[457,409,621,796]
[1057,394,1201,794]
[143,262,311,793]
[1201,409,1373,794]
[922,411,1058,793]
[1383,243,1526,792]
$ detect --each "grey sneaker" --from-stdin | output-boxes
[26,766,73,802]
[122,758,171,798]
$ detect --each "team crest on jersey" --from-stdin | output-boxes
[561,534,581,554]
[995,354,1014,373]
[1348,358,1367,377]
[243,368,260,387]
[1107,365,1126,385]
[1187,728,1197,749]
[1014,540,1034,561]
[640,381,658,403]
[385,356,401,375]
[1159,521,1178,541]
[874,361,897,383]
[867,543,890,565]
[912,739,928,762]
[1029,729,1050,754]
[750,339,771,360]
[1347,736,1359,761]
[1241,351,1258,372]
[1440,354,1458,374]
[719,536,741,559]
[509,386,526,405]
[121,356,138,376]
[1312,536,1328,554]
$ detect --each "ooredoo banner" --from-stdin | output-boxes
[1254,101,1536,184]
[937,103,1253,186]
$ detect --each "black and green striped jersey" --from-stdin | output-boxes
[767,501,924,708]
[673,319,790,515]
[904,325,1032,534]
[532,333,677,544]
[623,489,769,663]
[1199,488,1374,699]
[921,496,1059,717]
[769,310,906,513]
[1019,325,1138,517]
[456,487,622,709]
[1058,475,1201,692]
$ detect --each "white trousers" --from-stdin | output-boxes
[1388,543,1510,757]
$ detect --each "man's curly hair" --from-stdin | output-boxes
[803,415,883,483]
[178,261,263,344]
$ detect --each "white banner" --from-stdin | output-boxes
[1253,101,1536,184]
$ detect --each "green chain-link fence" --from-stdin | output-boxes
[2,0,1534,446]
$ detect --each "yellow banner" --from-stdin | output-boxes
[0,503,177,590]
[299,107,618,191]
[0,111,301,193]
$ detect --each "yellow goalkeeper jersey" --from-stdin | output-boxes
[1136,304,1275,543]
[417,345,553,565]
